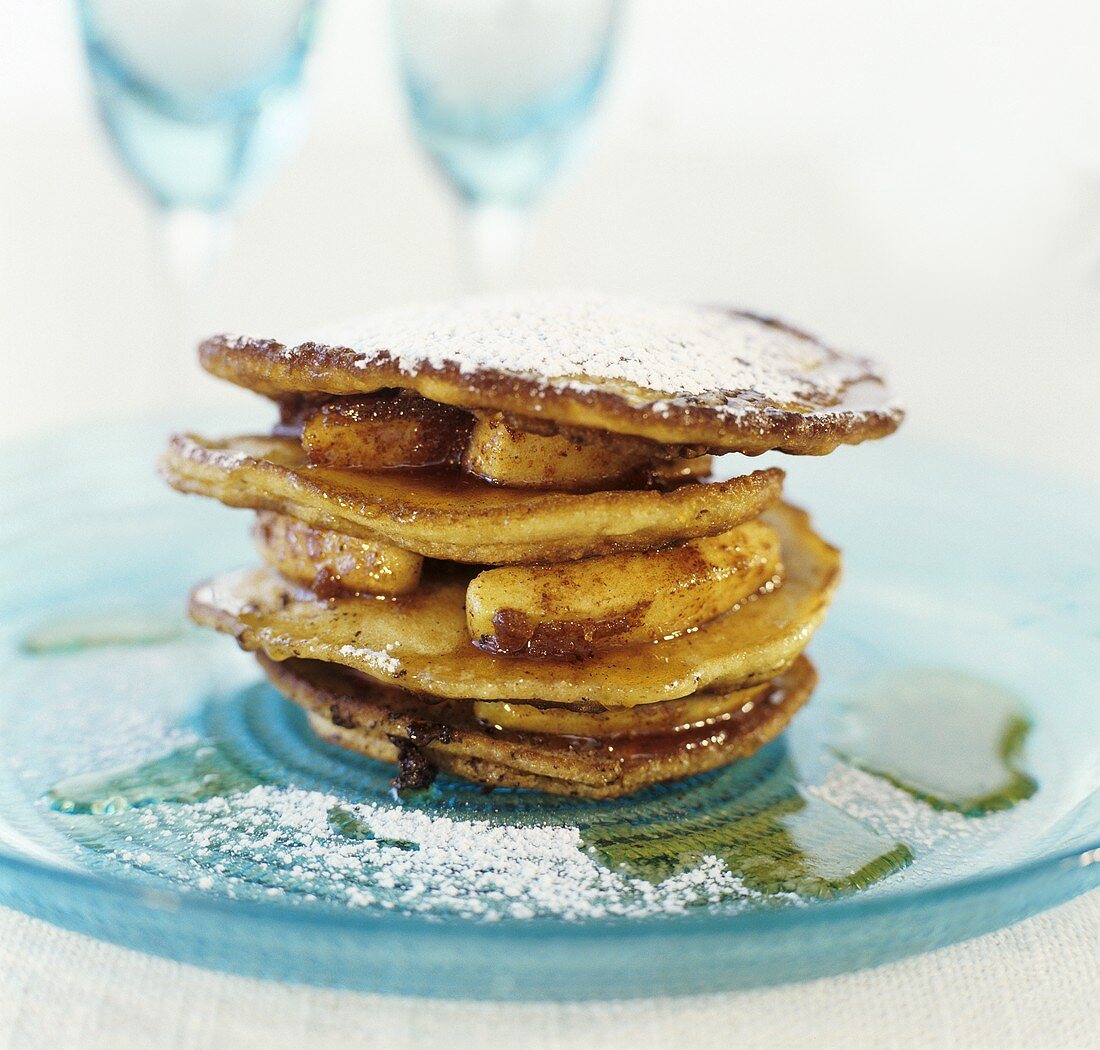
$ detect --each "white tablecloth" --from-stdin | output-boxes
[1,893,1097,1049]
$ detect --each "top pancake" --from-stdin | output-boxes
[201,292,903,455]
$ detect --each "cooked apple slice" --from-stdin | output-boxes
[305,398,706,489]
[301,393,471,469]
[650,455,713,484]
[466,520,780,656]
[473,679,773,737]
[462,412,661,489]
[187,502,839,708]
[252,511,422,597]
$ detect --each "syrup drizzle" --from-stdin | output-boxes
[834,669,1038,815]
[581,747,912,897]
[21,612,187,655]
[47,742,261,815]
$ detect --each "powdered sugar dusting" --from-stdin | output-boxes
[306,291,879,413]
[339,643,400,675]
[103,785,767,920]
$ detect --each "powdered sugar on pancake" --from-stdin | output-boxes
[203,291,903,452]
[308,291,881,414]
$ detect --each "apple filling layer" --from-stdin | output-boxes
[298,392,711,490]
[250,512,781,654]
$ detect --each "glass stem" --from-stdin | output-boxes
[459,201,528,292]
[160,206,231,322]
[156,206,233,414]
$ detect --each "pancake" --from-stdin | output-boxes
[199,292,902,456]
[159,433,784,565]
[261,653,817,798]
[187,503,840,707]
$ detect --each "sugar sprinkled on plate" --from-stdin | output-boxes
[104,784,768,921]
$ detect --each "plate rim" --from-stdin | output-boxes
[1,831,1098,941]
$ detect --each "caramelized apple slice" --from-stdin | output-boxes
[466,520,780,656]
[302,393,471,469]
[474,680,772,737]
[253,511,423,597]
[462,412,661,489]
[302,395,709,490]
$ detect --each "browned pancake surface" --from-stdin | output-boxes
[199,294,902,455]
[262,653,817,798]
[159,433,784,564]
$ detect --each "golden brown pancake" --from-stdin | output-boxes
[159,433,784,564]
[198,292,902,456]
[262,653,817,798]
[187,502,840,707]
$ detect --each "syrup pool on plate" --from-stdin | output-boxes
[834,668,1037,816]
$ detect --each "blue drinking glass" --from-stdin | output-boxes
[391,0,622,289]
[75,0,321,310]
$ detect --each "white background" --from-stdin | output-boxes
[2,1,1100,477]
[0,2,1098,1047]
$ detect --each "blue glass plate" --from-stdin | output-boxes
[0,421,1097,1000]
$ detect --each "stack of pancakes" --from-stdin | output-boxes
[161,293,902,798]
